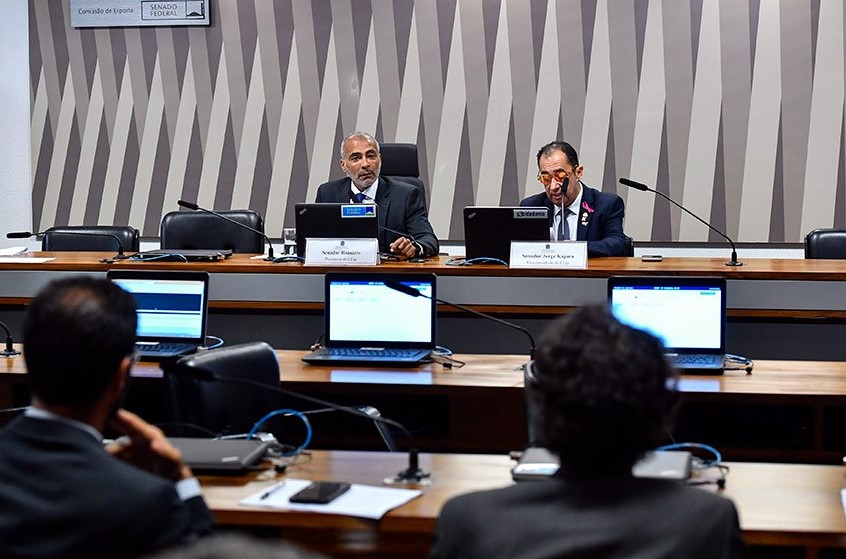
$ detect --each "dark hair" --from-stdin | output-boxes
[23,276,137,407]
[536,141,579,168]
[529,306,678,475]
[146,533,328,559]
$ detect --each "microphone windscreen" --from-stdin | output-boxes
[177,200,199,211]
[618,178,650,192]
[6,231,33,239]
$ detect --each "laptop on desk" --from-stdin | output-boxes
[607,276,727,373]
[302,272,436,367]
[168,438,271,474]
[463,206,549,265]
[108,270,210,361]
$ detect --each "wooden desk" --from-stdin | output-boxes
[4,252,846,316]
[200,450,846,558]
[5,350,846,461]
[4,252,846,359]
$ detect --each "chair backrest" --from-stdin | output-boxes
[160,210,265,253]
[161,342,282,437]
[805,228,846,259]
[42,225,140,252]
[379,142,427,206]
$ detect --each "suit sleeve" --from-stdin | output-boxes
[587,194,629,257]
[136,484,214,555]
[404,187,439,257]
[428,498,464,559]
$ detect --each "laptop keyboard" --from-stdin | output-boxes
[136,342,192,354]
[324,348,424,359]
[672,354,723,367]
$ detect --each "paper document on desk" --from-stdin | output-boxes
[239,478,422,520]
[0,246,30,256]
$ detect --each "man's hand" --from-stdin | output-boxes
[389,236,417,259]
[106,409,192,482]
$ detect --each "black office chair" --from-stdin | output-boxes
[160,210,265,253]
[379,142,427,206]
[161,342,283,437]
[805,228,846,259]
[41,225,139,253]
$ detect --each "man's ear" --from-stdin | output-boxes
[110,355,132,396]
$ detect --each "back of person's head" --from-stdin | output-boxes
[529,305,678,476]
[23,276,137,407]
[146,533,329,559]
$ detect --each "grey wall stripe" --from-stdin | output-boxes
[27,0,846,242]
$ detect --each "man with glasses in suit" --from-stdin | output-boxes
[520,141,629,257]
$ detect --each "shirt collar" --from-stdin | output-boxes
[25,407,103,442]
[556,182,584,215]
[350,177,380,202]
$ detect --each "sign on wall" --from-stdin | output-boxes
[70,0,210,27]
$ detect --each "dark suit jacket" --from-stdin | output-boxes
[315,176,439,256]
[0,416,213,559]
[429,476,746,559]
[520,183,630,257]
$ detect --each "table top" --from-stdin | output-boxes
[200,450,846,547]
[5,252,846,279]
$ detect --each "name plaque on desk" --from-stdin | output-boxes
[509,241,587,269]
[304,238,379,266]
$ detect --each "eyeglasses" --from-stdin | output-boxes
[537,168,573,186]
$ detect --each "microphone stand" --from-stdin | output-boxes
[176,200,280,262]
[165,365,431,485]
[619,178,742,266]
[0,321,20,357]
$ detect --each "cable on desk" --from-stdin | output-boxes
[202,335,224,350]
[656,442,722,469]
[248,408,312,457]
[445,257,508,266]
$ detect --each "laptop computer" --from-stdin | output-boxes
[463,206,550,265]
[511,447,692,481]
[131,249,232,262]
[294,203,379,257]
[168,437,271,474]
[107,270,210,361]
[608,276,727,373]
[302,272,436,367]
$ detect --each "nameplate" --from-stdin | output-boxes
[304,238,379,266]
[509,241,588,269]
[71,0,211,27]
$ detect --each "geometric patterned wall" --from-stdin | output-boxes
[29,0,846,242]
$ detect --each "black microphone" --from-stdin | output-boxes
[175,200,278,262]
[6,230,129,263]
[619,178,742,266]
[384,280,536,360]
[164,364,430,485]
[0,320,21,357]
[379,225,416,242]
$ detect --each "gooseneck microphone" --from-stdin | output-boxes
[165,364,431,485]
[384,280,536,360]
[6,230,129,263]
[176,200,278,262]
[619,178,743,266]
[0,321,21,357]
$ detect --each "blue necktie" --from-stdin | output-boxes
[351,191,367,203]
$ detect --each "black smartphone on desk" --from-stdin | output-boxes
[289,481,351,504]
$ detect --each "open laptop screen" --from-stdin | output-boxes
[607,276,726,354]
[324,272,436,349]
[108,270,209,342]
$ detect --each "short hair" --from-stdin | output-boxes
[536,141,579,168]
[339,131,380,159]
[528,306,678,475]
[23,276,137,407]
